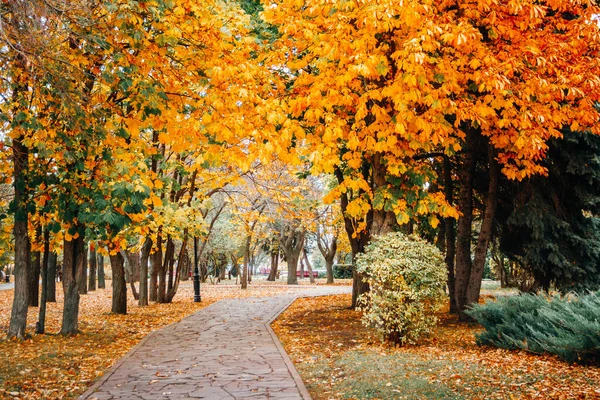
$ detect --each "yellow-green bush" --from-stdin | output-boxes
[357,232,447,345]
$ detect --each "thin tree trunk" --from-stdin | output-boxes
[149,243,161,302]
[267,252,278,281]
[61,234,84,335]
[36,229,50,334]
[29,245,40,307]
[303,250,315,284]
[97,253,106,289]
[110,252,127,314]
[78,242,88,295]
[123,250,139,301]
[241,236,250,289]
[158,236,172,303]
[88,245,97,291]
[139,238,152,306]
[165,236,188,303]
[47,252,57,302]
[443,155,458,313]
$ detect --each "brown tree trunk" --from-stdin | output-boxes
[97,253,106,289]
[88,245,97,291]
[241,236,250,289]
[47,252,57,302]
[36,229,50,334]
[158,236,173,303]
[149,246,160,302]
[110,252,127,314]
[10,210,30,338]
[165,237,188,303]
[78,242,88,295]
[454,129,477,320]
[29,245,40,307]
[443,155,458,313]
[139,238,152,306]
[267,251,279,281]
[465,146,500,307]
[303,250,315,284]
[281,227,304,285]
[61,234,84,335]
[123,250,139,301]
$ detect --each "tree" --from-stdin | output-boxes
[496,130,600,291]
[263,0,600,315]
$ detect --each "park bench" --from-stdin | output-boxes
[296,270,318,278]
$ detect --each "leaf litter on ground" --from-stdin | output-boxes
[271,294,600,400]
[0,279,333,399]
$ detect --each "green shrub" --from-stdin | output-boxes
[466,292,600,364]
[333,264,353,279]
[356,232,447,345]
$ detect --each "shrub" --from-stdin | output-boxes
[356,232,447,345]
[333,264,353,279]
[466,292,600,364]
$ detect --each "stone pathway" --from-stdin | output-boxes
[80,286,351,400]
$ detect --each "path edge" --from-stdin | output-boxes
[265,296,313,400]
[78,300,220,399]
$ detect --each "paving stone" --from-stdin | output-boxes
[80,286,351,400]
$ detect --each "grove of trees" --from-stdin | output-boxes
[2,0,599,339]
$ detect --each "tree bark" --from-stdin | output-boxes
[97,253,106,289]
[29,243,40,307]
[317,228,337,284]
[88,245,97,291]
[139,238,152,306]
[241,236,251,289]
[110,252,127,314]
[47,252,57,302]
[267,251,279,281]
[123,250,139,300]
[78,242,88,295]
[302,250,315,284]
[61,234,84,335]
[165,236,188,303]
[465,146,500,308]
[149,243,161,302]
[36,229,50,334]
[280,226,304,285]
[443,155,458,313]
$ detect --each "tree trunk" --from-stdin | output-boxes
[325,258,334,284]
[88,245,97,291]
[454,129,477,320]
[443,155,458,313]
[97,253,106,289]
[29,243,41,307]
[267,252,278,281]
[139,238,152,307]
[281,227,305,285]
[465,146,500,307]
[61,234,84,335]
[47,252,57,302]
[158,236,172,303]
[123,250,139,301]
[303,250,315,284]
[241,236,250,289]
[110,252,127,314]
[28,246,40,307]
[78,242,88,295]
[165,237,187,303]
[149,244,160,302]
[36,229,50,334]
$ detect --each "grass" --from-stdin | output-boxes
[271,294,600,399]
